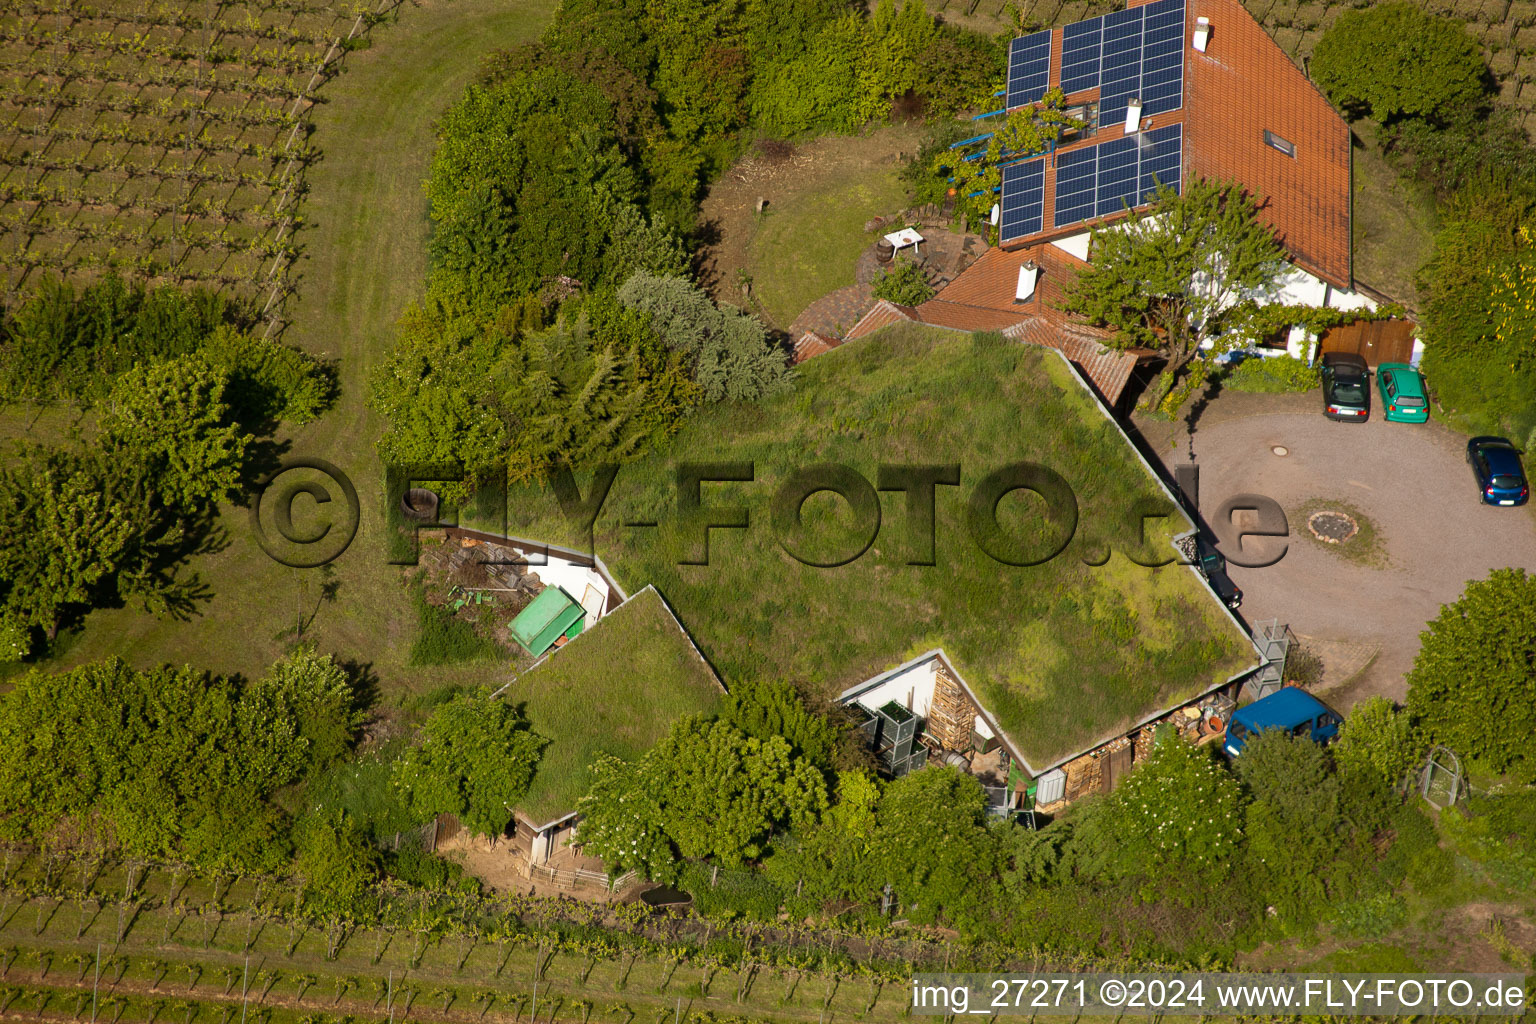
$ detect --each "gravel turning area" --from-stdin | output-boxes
[1136,392,1536,708]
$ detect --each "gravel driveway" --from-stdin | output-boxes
[1136,392,1536,709]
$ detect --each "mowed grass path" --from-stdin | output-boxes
[48,0,554,691]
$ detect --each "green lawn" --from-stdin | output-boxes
[494,324,1255,767]
[509,587,724,824]
[743,141,913,329]
[2,0,555,696]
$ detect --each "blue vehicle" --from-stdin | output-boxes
[1466,436,1530,507]
[1223,687,1341,757]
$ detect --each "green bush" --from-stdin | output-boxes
[1442,791,1536,890]
[1407,568,1536,782]
[679,861,785,920]
[1334,696,1420,791]
[1330,891,1408,939]
[1091,735,1246,889]
[1378,803,1455,895]
[1417,172,1536,437]
[1311,3,1487,125]
[407,586,503,666]
[0,274,238,400]
[871,256,935,306]
[1221,354,1320,394]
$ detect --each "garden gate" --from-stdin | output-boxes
[1419,745,1466,811]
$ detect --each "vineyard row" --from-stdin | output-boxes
[0,58,314,101]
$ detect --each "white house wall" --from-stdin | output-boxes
[842,654,996,741]
[509,545,611,627]
[851,657,940,720]
[1050,231,1092,262]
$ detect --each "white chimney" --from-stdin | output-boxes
[1124,97,1143,133]
[1015,260,1039,302]
[1193,16,1210,52]
[990,202,1001,226]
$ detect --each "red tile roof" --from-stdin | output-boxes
[792,331,842,363]
[833,249,1144,407]
[844,300,920,341]
[999,0,1352,287]
[1184,0,1352,287]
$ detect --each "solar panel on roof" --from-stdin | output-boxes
[1052,146,1098,229]
[1139,0,1185,115]
[1093,137,1140,218]
[998,159,1046,241]
[1006,30,1053,109]
[1050,122,1184,231]
[1097,7,1144,128]
[1054,0,1186,119]
[1059,17,1103,95]
[1136,123,1183,203]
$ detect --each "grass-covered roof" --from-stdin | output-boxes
[510,586,724,825]
[495,324,1255,769]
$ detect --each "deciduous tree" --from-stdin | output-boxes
[393,690,547,837]
[1061,178,1286,411]
[1311,3,1487,125]
[98,360,250,515]
[1407,568,1536,782]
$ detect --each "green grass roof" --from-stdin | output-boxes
[510,586,723,825]
[494,325,1255,768]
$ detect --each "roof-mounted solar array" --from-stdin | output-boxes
[1019,0,1185,125]
[1059,17,1103,95]
[1049,123,1183,232]
[999,159,1047,241]
[1006,30,1053,109]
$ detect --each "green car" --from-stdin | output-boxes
[1376,362,1429,423]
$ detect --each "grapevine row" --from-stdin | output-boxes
[2,0,364,18]
[10,151,294,193]
[0,248,265,294]
[8,121,314,163]
[1,27,334,76]
[0,59,309,102]
[11,8,360,50]
[3,210,296,260]
[1,180,283,227]
[3,83,301,132]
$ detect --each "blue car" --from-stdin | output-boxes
[1223,687,1341,757]
[1467,436,1530,506]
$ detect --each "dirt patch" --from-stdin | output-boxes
[696,123,922,328]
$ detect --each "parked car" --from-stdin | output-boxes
[1223,687,1341,757]
[1375,362,1429,423]
[1320,352,1370,421]
[1466,436,1530,506]
[1192,534,1242,610]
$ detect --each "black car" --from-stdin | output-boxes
[1194,534,1242,610]
[1321,352,1370,421]
[1467,436,1531,506]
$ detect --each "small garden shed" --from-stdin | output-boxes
[508,585,585,656]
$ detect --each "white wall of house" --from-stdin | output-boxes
[1050,231,1092,262]
[510,545,611,627]
[840,654,995,740]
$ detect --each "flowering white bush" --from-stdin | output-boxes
[1108,734,1244,876]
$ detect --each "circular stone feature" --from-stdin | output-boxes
[1307,509,1359,544]
[1272,445,1289,457]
